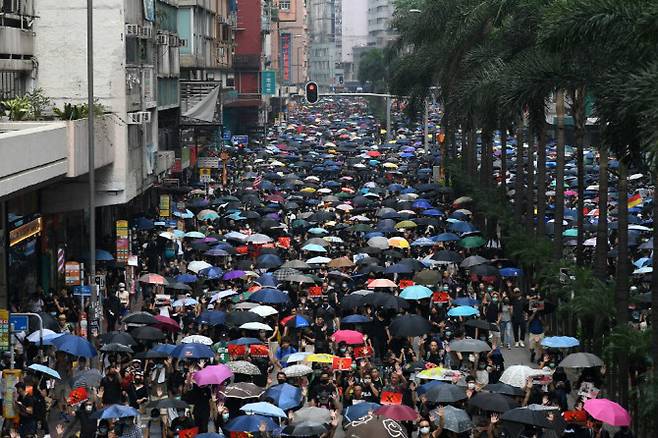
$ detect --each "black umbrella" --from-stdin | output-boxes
[464,319,499,332]
[389,314,432,337]
[470,264,500,277]
[501,405,565,429]
[448,339,491,353]
[413,269,441,285]
[135,349,169,360]
[100,343,133,353]
[281,422,328,436]
[424,384,467,403]
[146,398,189,410]
[432,250,463,264]
[123,311,158,325]
[468,392,518,412]
[101,331,137,346]
[483,383,525,397]
[225,311,264,327]
[131,326,165,341]
[166,282,193,291]
[341,294,366,309]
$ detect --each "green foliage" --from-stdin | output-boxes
[1,96,31,121]
[24,88,51,119]
[604,325,651,366]
[53,101,106,121]
[358,49,388,92]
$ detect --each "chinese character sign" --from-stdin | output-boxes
[281,33,291,83]
[262,70,276,95]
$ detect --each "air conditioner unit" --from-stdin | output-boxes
[140,25,153,39]
[168,35,177,46]
[127,112,144,124]
[157,34,169,45]
[125,24,139,36]
[140,111,152,123]
[178,38,188,47]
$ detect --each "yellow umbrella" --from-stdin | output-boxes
[383,162,399,169]
[300,187,317,193]
[388,237,410,249]
[395,220,417,229]
[306,353,337,363]
[417,367,451,380]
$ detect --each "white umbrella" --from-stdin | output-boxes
[181,335,213,345]
[282,364,314,377]
[629,225,651,232]
[306,256,331,264]
[187,260,213,273]
[633,266,653,275]
[628,173,643,181]
[210,289,237,303]
[499,365,551,388]
[240,322,273,331]
[26,329,59,343]
[367,236,389,249]
[247,234,274,244]
[251,305,279,317]
[159,231,175,240]
[583,237,597,247]
[283,352,312,363]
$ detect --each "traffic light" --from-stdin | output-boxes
[305,81,319,104]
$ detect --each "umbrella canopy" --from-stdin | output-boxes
[541,336,580,349]
[221,382,265,399]
[447,306,480,317]
[123,311,158,325]
[344,414,408,438]
[483,383,525,397]
[27,364,61,380]
[375,405,418,421]
[264,383,303,410]
[343,403,382,422]
[146,398,189,410]
[227,360,262,375]
[131,326,166,341]
[389,314,432,337]
[193,364,234,386]
[99,343,133,353]
[51,334,97,358]
[292,407,333,425]
[430,406,473,434]
[249,288,290,305]
[281,422,328,437]
[584,399,631,426]
[424,383,467,403]
[139,273,168,285]
[367,278,398,289]
[225,415,277,432]
[101,331,137,346]
[71,369,103,388]
[558,352,604,368]
[282,364,314,377]
[468,392,519,412]
[501,406,563,429]
[95,404,140,419]
[499,365,551,388]
[171,343,215,359]
[332,330,365,345]
[400,285,433,300]
[241,402,287,418]
[460,255,489,268]
[448,339,491,353]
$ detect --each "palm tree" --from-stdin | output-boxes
[553,90,566,260]
[593,146,609,280]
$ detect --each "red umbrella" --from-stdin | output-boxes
[367,150,381,157]
[153,315,180,332]
[139,273,168,285]
[375,405,418,421]
[331,330,365,345]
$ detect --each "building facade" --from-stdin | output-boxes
[274,0,308,90]
[367,0,395,48]
[308,0,338,90]
[340,0,368,84]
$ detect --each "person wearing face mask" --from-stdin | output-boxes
[169,408,195,438]
[418,415,441,438]
[60,400,98,438]
[100,365,123,406]
[276,371,288,385]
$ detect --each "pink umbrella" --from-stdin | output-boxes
[193,365,234,386]
[564,190,578,197]
[584,398,631,426]
[331,330,365,345]
[153,315,180,332]
[375,404,418,421]
[367,278,398,289]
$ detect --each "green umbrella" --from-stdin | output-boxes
[563,228,578,237]
[395,220,418,229]
[459,236,486,249]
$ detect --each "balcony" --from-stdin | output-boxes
[233,54,260,70]
[0,26,34,56]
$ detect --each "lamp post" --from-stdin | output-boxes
[86,0,97,338]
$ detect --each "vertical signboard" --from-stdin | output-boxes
[261,70,276,95]
[0,310,8,353]
[159,195,171,218]
[65,261,82,286]
[116,220,129,264]
[280,33,291,83]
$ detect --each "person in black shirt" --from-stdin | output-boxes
[182,382,212,433]
[15,382,37,438]
[169,409,195,438]
[61,401,98,438]
[305,315,329,353]
[100,365,123,406]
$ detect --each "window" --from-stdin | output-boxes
[280,0,290,10]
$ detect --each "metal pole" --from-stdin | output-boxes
[386,96,392,140]
[423,98,429,154]
[87,0,97,337]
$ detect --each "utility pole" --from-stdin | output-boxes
[423,98,429,153]
[386,96,392,140]
[87,0,97,338]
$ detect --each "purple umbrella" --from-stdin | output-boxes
[193,364,234,386]
[223,270,247,280]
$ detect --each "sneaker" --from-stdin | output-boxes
[520,341,525,347]
[514,342,520,347]
[507,344,511,350]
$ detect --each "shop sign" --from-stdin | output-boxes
[65,261,82,286]
[0,310,8,353]
[199,168,212,183]
[116,220,130,263]
[9,217,42,247]
[159,195,171,218]
[262,70,276,95]
[197,157,220,169]
[2,369,22,419]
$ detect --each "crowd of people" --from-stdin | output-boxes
[3,98,635,438]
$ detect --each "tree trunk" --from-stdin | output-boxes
[594,147,609,280]
[553,91,566,260]
[468,128,478,181]
[500,127,508,194]
[536,119,547,238]
[514,120,525,222]
[615,161,630,407]
[481,128,494,189]
[572,87,586,266]
[525,122,535,231]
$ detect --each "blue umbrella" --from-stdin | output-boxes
[400,285,433,300]
[197,310,227,326]
[228,337,262,346]
[285,315,311,329]
[302,244,327,253]
[449,221,476,233]
[170,343,215,359]
[94,404,140,419]
[175,273,198,283]
[172,297,199,307]
[343,402,381,422]
[433,232,460,242]
[132,217,154,230]
[185,231,206,239]
[255,273,278,288]
[413,199,432,209]
[51,334,97,357]
[200,267,225,279]
[422,209,444,217]
[541,336,580,349]
[173,209,194,219]
[341,314,372,324]
[241,401,287,418]
[453,297,480,307]
[447,306,480,317]
[225,415,277,432]
[152,344,177,354]
[416,380,445,395]
[499,267,523,277]
[205,248,230,257]
[412,237,435,247]
[264,383,303,410]
[255,254,284,269]
[95,249,114,261]
[249,288,290,305]
[27,363,61,379]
